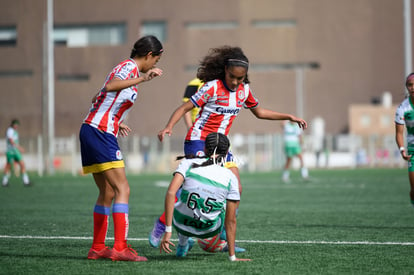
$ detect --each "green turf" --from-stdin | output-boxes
[0,168,413,274]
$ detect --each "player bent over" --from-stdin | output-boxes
[160,133,251,262]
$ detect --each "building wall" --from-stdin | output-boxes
[0,0,410,139]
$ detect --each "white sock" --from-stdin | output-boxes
[22,173,29,184]
[282,170,290,181]
[2,173,10,185]
[301,167,309,178]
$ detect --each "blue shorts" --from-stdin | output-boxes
[79,123,124,174]
[184,140,237,168]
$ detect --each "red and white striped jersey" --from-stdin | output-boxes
[83,59,140,136]
[186,79,259,141]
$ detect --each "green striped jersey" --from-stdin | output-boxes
[172,158,240,237]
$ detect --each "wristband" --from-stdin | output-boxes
[165,225,172,233]
[400,146,405,152]
[229,255,236,261]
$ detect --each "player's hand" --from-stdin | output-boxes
[144,68,163,81]
[158,128,172,142]
[401,150,412,161]
[160,232,175,254]
[292,117,307,129]
[119,123,131,137]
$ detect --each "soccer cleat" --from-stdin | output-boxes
[223,243,246,253]
[149,219,166,248]
[111,245,148,262]
[188,237,195,251]
[176,242,190,257]
[87,247,112,260]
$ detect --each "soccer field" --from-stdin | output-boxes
[0,168,413,274]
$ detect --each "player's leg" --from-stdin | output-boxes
[297,153,309,180]
[103,167,147,261]
[408,170,414,207]
[88,172,114,260]
[15,154,30,186]
[176,233,190,257]
[282,156,292,182]
[2,153,13,186]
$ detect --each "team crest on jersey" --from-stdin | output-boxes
[238,90,245,100]
[116,150,123,160]
[202,93,211,102]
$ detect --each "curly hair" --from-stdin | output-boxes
[196,46,250,84]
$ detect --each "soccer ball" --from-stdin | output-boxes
[197,234,227,253]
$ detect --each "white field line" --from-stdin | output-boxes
[0,235,413,246]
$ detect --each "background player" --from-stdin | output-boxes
[160,132,251,262]
[282,120,309,182]
[395,72,414,207]
[182,77,203,129]
[2,119,31,187]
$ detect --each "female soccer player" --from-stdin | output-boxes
[395,72,414,207]
[80,35,163,261]
[2,119,31,187]
[160,132,251,262]
[150,45,307,247]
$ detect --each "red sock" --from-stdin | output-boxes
[112,203,129,251]
[91,205,110,251]
[159,196,178,225]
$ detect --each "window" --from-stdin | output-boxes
[141,21,167,42]
[0,26,17,46]
[184,21,238,30]
[54,23,126,47]
[252,19,296,28]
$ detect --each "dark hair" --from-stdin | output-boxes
[406,72,414,87]
[11,119,19,126]
[130,35,163,58]
[191,133,230,168]
[196,46,250,84]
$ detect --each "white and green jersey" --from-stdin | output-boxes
[6,126,19,152]
[283,122,301,148]
[395,97,414,147]
[172,158,240,238]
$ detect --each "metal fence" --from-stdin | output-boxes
[0,133,405,176]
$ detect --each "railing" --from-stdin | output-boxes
[0,133,405,176]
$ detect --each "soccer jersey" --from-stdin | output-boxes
[395,97,414,146]
[83,59,140,137]
[283,122,302,147]
[172,158,240,238]
[186,79,259,141]
[6,127,19,152]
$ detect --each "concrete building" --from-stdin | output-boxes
[0,0,410,140]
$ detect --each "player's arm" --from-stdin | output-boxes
[158,100,195,141]
[249,107,307,129]
[182,97,193,130]
[395,123,411,160]
[7,136,24,153]
[104,68,163,92]
[225,199,251,262]
[160,172,184,254]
